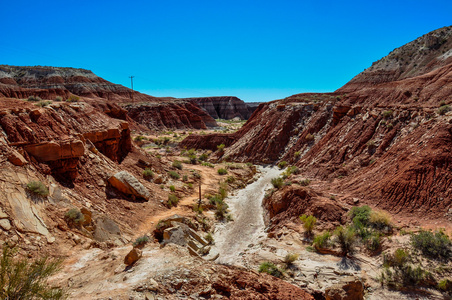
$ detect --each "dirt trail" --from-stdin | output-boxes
[211,166,282,265]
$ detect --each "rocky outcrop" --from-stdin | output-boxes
[0,99,132,179]
[0,65,163,102]
[124,248,142,266]
[184,96,254,120]
[325,276,364,300]
[124,101,217,130]
[108,171,150,201]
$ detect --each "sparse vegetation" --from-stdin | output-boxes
[168,171,180,180]
[143,168,154,179]
[0,243,66,299]
[217,144,225,152]
[27,95,42,102]
[283,253,298,266]
[67,95,80,102]
[294,151,301,158]
[410,230,451,261]
[36,100,52,107]
[271,177,284,189]
[167,194,179,207]
[305,133,315,142]
[438,104,451,115]
[383,110,393,118]
[299,179,311,186]
[26,181,49,197]
[258,262,283,278]
[334,225,357,255]
[299,214,317,236]
[217,168,228,175]
[172,160,183,170]
[278,161,288,169]
[64,208,85,226]
[169,185,176,192]
[133,235,150,247]
[313,231,332,249]
[205,233,214,245]
[198,153,208,161]
[55,96,63,101]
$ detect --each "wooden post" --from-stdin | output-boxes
[198,176,202,209]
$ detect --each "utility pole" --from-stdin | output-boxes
[129,76,135,102]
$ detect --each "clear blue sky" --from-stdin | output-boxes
[1,1,451,102]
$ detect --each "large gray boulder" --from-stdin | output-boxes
[108,171,150,201]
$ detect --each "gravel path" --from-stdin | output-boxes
[212,166,282,265]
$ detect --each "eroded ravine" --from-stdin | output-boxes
[211,165,283,265]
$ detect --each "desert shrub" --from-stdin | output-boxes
[350,205,371,227]
[187,154,197,164]
[278,161,288,169]
[294,151,301,158]
[133,235,149,247]
[55,96,63,101]
[36,100,52,107]
[283,253,298,266]
[217,168,228,175]
[287,166,300,175]
[167,194,179,207]
[182,175,188,182]
[134,135,145,142]
[187,183,194,189]
[143,168,154,179]
[381,248,431,289]
[305,133,315,141]
[168,171,180,180]
[26,181,49,197]
[172,160,183,170]
[209,195,222,206]
[202,162,214,168]
[215,202,229,220]
[192,204,203,214]
[226,176,235,183]
[0,244,66,299]
[438,105,451,115]
[438,278,452,292]
[64,208,85,226]
[334,225,357,255]
[383,110,393,118]
[271,177,284,189]
[169,185,176,192]
[198,153,208,161]
[313,231,332,249]
[365,232,382,251]
[299,214,317,236]
[369,210,392,231]
[205,233,214,245]
[27,95,42,102]
[258,262,283,278]
[299,179,311,186]
[67,95,79,102]
[410,230,451,260]
[217,144,225,152]
[219,185,228,200]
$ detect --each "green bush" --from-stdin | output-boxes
[278,161,288,169]
[64,208,85,226]
[271,177,284,189]
[202,162,214,168]
[168,171,180,180]
[299,214,317,236]
[55,96,63,101]
[169,185,176,192]
[26,181,49,197]
[67,95,79,102]
[36,100,52,107]
[205,233,214,245]
[182,175,188,182]
[198,153,208,161]
[438,105,451,115]
[134,135,145,142]
[143,168,154,179]
[283,253,298,266]
[313,231,332,249]
[258,262,283,278]
[294,151,301,158]
[349,205,372,227]
[334,226,356,255]
[133,235,149,247]
[217,144,225,152]
[27,95,42,102]
[410,230,451,260]
[305,133,315,141]
[438,278,452,292]
[226,176,235,183]
[188,154,197,164]
[0,244,66,299]
[167,194,179,207]
[172,160,183,170]
[215,202,229,220]
[383,110,393,118]
[217,168,228,175]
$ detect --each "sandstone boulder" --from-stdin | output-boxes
[108,171,150,201]
[124,248,142,266]
[325,276,364,300]
[7,149,27,166]
[0,219,11,231]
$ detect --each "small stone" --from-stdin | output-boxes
[0,219,11,231]
[0,208,8,219]
[124,248,142,266]
[47,236,56,244]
